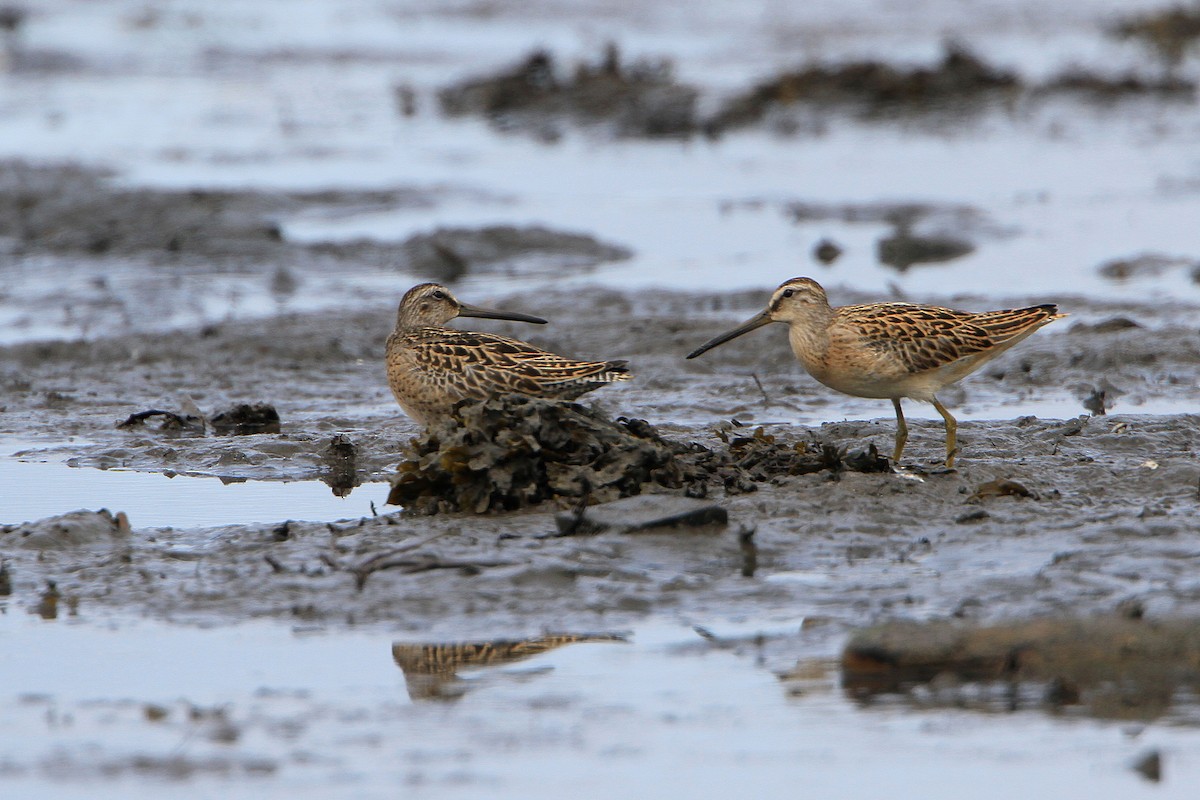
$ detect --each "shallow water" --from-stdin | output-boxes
[3,611,1199,799]
[0,459,388,528]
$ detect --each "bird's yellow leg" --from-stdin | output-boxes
[891,398,908,464]
[931,396,958,467]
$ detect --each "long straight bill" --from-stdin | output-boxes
[685,310,773,359]
[457,302,548,325]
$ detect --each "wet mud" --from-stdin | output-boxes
[3,262,1200,638]
[0,161,421,264]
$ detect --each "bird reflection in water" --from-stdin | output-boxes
[392,633,626,702]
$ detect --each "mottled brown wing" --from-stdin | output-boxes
[842,303,1059,375]
[410,329,629,399]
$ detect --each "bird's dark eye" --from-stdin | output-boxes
[431,290,447,300]
[782,289,795,298]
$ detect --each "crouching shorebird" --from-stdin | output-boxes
[386,283,631,425]
[686,277,1065,467]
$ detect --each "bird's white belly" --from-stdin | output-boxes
[805,359,943,402]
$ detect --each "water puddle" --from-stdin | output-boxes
[0,611,1196,798]
[688,389,1197,430]
[0,459,388,529]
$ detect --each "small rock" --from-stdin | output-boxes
[210,403,281,435]
[1047,417,1088,437]
[269,265,300,298]
[0,6,27,34]
[1131,749,1162,783]
[812,238,843,265]
[3,509,130,549]
[969,479,1037,502]
[1117,598,1146,620]
[1043,676,1081,707]
[321,433,359,497]
[1068,317,1141,334]
[1097,252,1199,281]
[877,230,974,271]
[393,83,418,117]
[144,704,170,722]
[555,494,728,535]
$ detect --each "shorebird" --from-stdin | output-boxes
[686,277,1065,467]
[386,283,630,425]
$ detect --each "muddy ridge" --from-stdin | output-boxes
[2,273,1200,634]
[432,44,1197,140]
[0,161,633,283]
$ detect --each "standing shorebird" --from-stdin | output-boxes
[386,283,631,425]
[686,277,1065,467]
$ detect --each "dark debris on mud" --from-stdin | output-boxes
[784,200,983,272]
[210,403,281,436]
[712,43,1196,134]
[117,402,281,436]
[116,408,205,434]
[437,44,699,139]
[877,229,975,271]
[710,45,1019,131]
[387,394,891,515]
[434,43,1197,140]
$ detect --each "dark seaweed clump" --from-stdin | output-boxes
[388,395,698,513]
[387,394,890,514]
